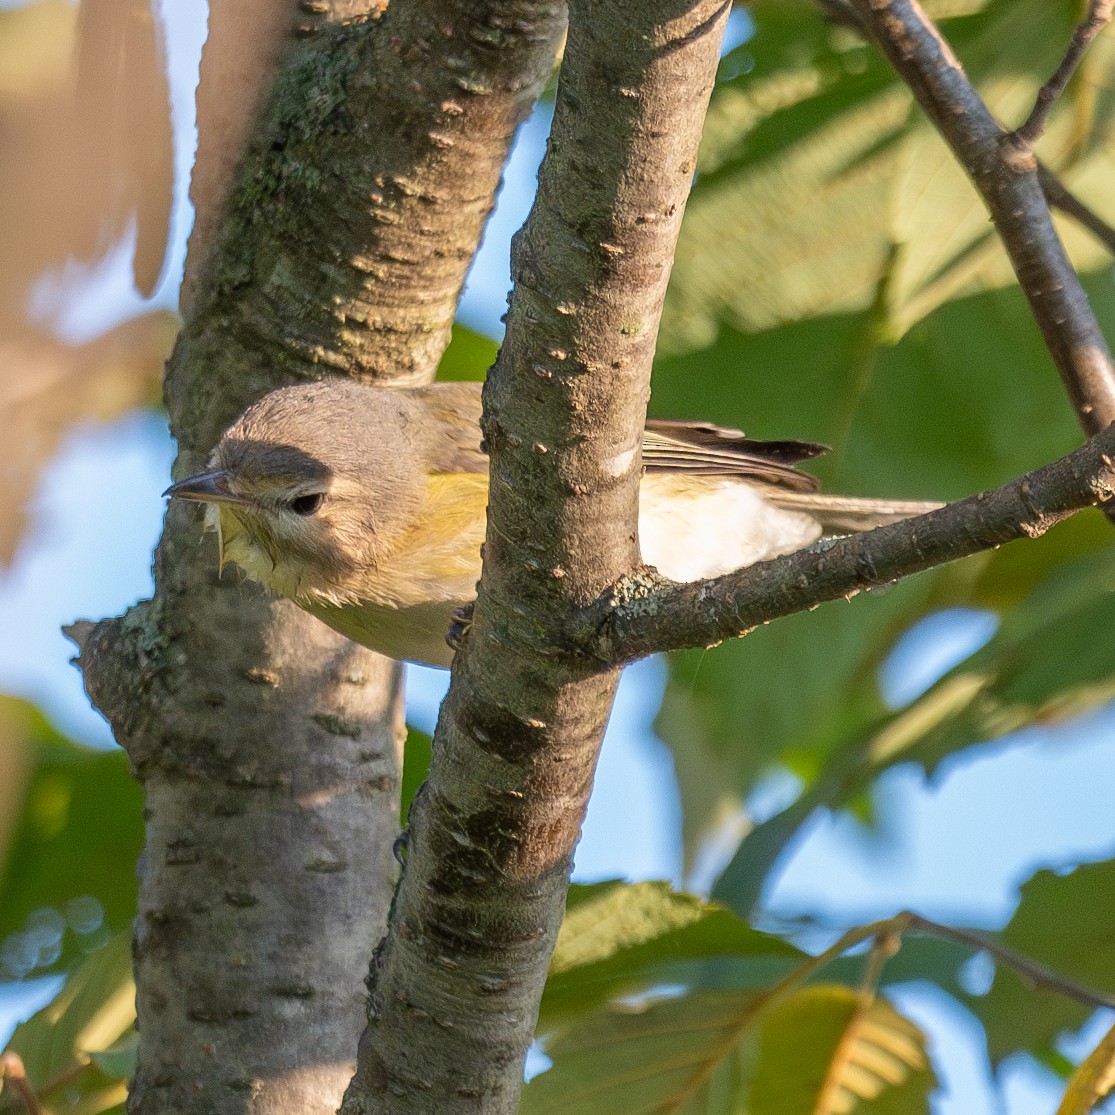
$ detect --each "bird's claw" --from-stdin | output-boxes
[446,602,475,651]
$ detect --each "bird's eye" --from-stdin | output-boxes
[288,492,325,516]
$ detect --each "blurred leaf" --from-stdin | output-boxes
[1057,1017,1115,1115]
[0,1,72,97]
[663,0,1115,350]
[74,0,174,296]
[746,986,935,1114]
[86,1031,138,1083]
[524,987,767,1114]
[0,697,143,982]
[400,724,432,824]
[652,260,1114,881]
[865,549,1115,777]
[524,984,934,1114]
[712,546,1115,916]
[0,930,133,1115]
[436,322,499,382]
[540,881,800,1027]
[969,860,1115,1066]
[663,575,938,882]
[0,312,176,566]
[0,0,177,565]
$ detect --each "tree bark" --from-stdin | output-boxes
[75,2,564,1113]
[340,1,731,1110]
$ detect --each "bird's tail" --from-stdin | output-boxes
[764,491,944,534]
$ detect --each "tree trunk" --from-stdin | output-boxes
[77,2,564,1112]
[340,0,732,1110]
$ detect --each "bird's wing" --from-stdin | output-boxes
[420,394,940,528]
[642,419,942,529]
[642,418,826,493]
[418,381,488,474]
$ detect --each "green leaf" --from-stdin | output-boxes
[0,698,143,981]
[748,987,935,1114]
[525,987,766,1115]
[523,985,935,1114]
[436,322,499,382]
[711,545,1115,916]
[400,724,432,825]
[1,930,134,1115]
[86,1031,138,1082]
[540,882,800,1027]
[969,859,1115,1066]
[864,549,1115,777]
[663,0,1115,350]
[651,253,1115,885]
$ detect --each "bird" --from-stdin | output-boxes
[166,379,940,667]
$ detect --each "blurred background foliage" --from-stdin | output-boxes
[3,0,1115,1112]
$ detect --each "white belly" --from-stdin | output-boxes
[638,473,822,582]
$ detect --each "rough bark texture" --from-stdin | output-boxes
[76,2,565,1113]
[339,1,731,1111]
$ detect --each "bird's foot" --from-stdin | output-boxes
[446,602,474,651]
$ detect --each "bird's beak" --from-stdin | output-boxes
[164,470,251,507]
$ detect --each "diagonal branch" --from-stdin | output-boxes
[849,0,1115,437]
[340,0,732,1110]
[1010,0,1114,151]
[579,420,1115,665]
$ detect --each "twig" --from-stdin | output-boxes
[815,0,867,31]
[905,914,1115,1013]
[1010,0,1114,150]
[578,418,1115,665]
[849,0,1115,437]
[859,929,901,1003]
[758,911,1115,1019]
[1039,162,1115,256]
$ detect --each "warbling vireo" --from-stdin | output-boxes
[166,379,939,666]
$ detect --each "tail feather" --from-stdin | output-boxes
[765,491,943,533]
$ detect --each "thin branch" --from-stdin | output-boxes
[1010,0,1114,150]
[1039,162,1115,256]
[905,914,1115,1014]
[579,419,1115,664]
[815,0,867,32]
[849,0,1115,436]
[778,913,1115,1015]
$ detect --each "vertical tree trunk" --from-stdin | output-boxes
[341,0,732,1110]
[77,2,564,1112]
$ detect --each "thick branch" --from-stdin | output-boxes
[78,3,565,1114]
[582,421,1115,665]
[340,1,731,1111]
[850,0,1115,436]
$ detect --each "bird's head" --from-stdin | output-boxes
[165,382,430,604]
